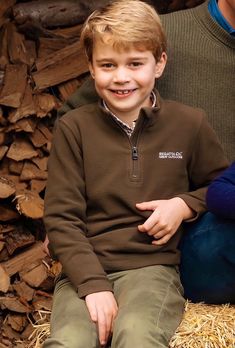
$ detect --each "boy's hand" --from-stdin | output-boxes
[85,291,118,346]
[136,197,194,245]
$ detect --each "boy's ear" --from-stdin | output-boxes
[89,62,95,79]
[155,52,167,79]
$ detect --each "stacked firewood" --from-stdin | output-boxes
[0,1,91,346]
[0,0,205,346]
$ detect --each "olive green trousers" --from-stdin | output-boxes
[43,265,185,348]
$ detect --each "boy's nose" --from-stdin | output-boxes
[113,67,130,83]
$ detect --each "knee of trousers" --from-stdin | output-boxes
[112,312,169,347]
[43,323,97,348]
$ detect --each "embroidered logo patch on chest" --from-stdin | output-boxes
[159,152,183,159]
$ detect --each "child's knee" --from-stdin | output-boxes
[112,312,168,347]
[44,323,97,348]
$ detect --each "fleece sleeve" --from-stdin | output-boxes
[206,162,235,220]
[177,113,229,218]
[43,118,113,298]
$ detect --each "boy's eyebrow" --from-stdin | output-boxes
[95,57,149,63]
[95,58,115,63]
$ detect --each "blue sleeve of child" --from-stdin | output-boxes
[206,162,235,220]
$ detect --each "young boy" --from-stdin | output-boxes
[43,1,228,347]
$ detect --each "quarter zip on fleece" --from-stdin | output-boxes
[105,105,149,182]
[110,115,143,181]
[132,146,138,160]
[130,141,140,180]
[129,117,145,182]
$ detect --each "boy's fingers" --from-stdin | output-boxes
[136,201,158,211]
[97,311,107,346]
[152,234,171,245]
[138,210,160,232]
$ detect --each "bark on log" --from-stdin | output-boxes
[13,0,110,28]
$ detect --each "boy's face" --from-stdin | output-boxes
[89,39,166,122]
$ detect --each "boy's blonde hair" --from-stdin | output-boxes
[80,0,166,63]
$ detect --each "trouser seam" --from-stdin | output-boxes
[155,271,174,339]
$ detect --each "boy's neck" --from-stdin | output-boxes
[102,91,157,127]
[102,100,138,127]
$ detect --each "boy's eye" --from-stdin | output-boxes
[101,63,114,68]
[129,62,143,67]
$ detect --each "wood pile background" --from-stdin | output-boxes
[0,0,205,347]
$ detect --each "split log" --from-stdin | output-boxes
[20,161,47,181]
[30,179,47,193]
[0,264,10,293]
[32,295,52,311]
[1,322,22,343]
[8,83,36,124]
[0,145,8,160]
[0,297,31,313]
[0,206,19,222]
[0,176,16,199]
[32,157,48,171]
[20,263,48,288]
[34,93,60,117]
[6,314,28,333]
[13,281,35,302]
[14,189,44,219]
[37,37,74,58]
[6,138,38,162]
[0,25,9,68]
[1,241,46,277]
[6,117,37,133]
[33,41,88,89]
[0,174,28,192]
[0,63,27,108]
[4,226,35,255]
[7,23,31,66]
[8,160,24,175]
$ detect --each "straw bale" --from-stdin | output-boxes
[27,309,51,348]
[169,301,235,348]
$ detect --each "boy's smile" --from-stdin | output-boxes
[89,40,166,125]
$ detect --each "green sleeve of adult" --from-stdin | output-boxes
[57,76,98,118]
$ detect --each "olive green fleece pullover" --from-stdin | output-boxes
[159,1,235,162]
[44,95,228,298]
[58,1,235,161]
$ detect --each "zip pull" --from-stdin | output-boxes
[132,146,138,160]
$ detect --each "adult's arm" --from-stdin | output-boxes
[206,162,235,219]
[57,76,98,118]
[175,112,228,218]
